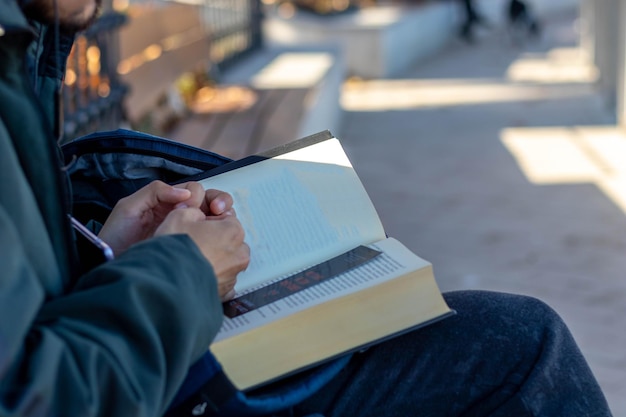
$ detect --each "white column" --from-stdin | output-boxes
[579,0,596,63]
[616,0,626,126]
[594,0,621,112]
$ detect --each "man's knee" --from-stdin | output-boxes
[442,290,569,350]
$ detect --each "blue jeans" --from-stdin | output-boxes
[289,290,612,416]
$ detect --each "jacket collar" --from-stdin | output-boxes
[0,0,34,36]
[0,0,75,136]
[0,0,75,86]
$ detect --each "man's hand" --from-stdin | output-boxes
[97,180,248,299]
[98,181,197,255]
[155,207,250,300]
[177,182,234,217]
[98,180,235,255]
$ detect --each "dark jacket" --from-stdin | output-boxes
[0,1,223,415]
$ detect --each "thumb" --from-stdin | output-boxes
[155,184,192,205]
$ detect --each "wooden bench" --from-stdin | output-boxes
[165,50,340,160]
[164,87,308,160]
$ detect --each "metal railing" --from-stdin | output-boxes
[200,0,263,76]
[61,11,128,143]
[61,0,263,143]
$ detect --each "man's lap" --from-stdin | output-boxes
[293,290,611,417]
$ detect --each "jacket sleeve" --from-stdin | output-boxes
[0,206,223,417]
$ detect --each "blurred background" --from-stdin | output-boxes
[61,0,626,414]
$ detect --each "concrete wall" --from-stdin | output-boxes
[264,0,580,79]
[579,0,626,125]
[619,0,626,126]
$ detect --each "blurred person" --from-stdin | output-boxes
[458,0,489,43]
[508,0,541,41]
[0,0,614,416]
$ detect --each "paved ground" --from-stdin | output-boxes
[338,7,625,415]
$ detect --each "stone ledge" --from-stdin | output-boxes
[263,0,580,79]
[167,45,345,159]
[264,3,456,79]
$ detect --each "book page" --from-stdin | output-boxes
[199,138,386,292]
[213,237,431,342]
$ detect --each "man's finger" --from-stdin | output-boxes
[162,207,207,226]
[153,182,191,205]
[116,180,182,213]
[221,289,236,302]
[206,208,236,220]
[176,182,205,208]
[203,189,234,215]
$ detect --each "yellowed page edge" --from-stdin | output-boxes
[211,266,451,390]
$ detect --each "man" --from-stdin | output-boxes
[0,0,614,415]
[1,0,249,414]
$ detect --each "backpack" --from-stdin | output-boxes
[62,129,351,417]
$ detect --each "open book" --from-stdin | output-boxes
[196,131,454,391]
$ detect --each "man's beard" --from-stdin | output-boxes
[21,0,102,32]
